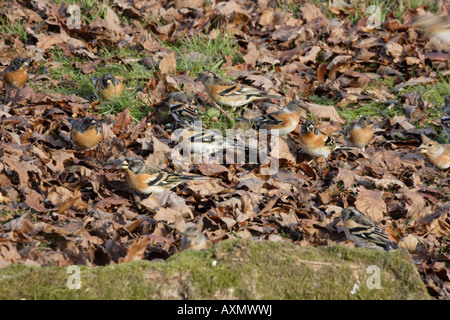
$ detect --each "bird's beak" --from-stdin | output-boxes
[121,160,129,170]
[106,79,113,85]
[23,61,29,67]
[418,145,427,153]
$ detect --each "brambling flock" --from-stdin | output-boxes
[0,1,449,296]
[1,62,449,253]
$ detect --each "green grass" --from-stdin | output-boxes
[163,31,242,77]
[50,0,109,23]
[311,75,449,136]
[32,46,155,121]
[157,30,244,130]
[31,29,243,127]
[0,240,429,299]
[280,0,440,24]
[0,16,29,42]
[397,76,450,142]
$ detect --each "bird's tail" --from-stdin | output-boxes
[265,94,283,100]
[236,116,251,122]
[178,175,209,181]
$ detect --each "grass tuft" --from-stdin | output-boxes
[164,31,242,77]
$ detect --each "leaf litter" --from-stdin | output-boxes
[0,0,449,299]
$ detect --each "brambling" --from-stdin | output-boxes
[180,226,213,251]
[341,207,398,251]
[418,134,450,170]
[166,91,199,126]
[412,13,450,44]
[442,95,450,142]
[70,117,103,150]
[237,100,305,136]
[176,127,258,156]
[344,115,374,151]
[298,120,337,160]
[121,157,208,195]
[2,57,29,88]
[196,70,281,110]
[441,116,450,143]
[444,94,450,112]
[92,73,125,100]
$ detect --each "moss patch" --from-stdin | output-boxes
[0,240,429,300]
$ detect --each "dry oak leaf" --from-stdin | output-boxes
[112,108,132,133]
[0,194,9,203]
[354,187,386,222]
[187,180,226,196]
[174,0,204,9]
[142,192,193,223]
[400,189,431,222]
[398,234,429,254]
[118,237,150,263]
[393,76,436,93]
[0,241,21,268]
[302,102,345,124]
[159,52,177,75]
[25,189,46,213]
[385,41,404,61]
[1,212,35,233]
[430,217,450,238]
[243,43,261,69]
[335,167,357,189]
[216,0,245,16]
[90,7,126,41]
[299,3,328,23]
[299,46,321,64]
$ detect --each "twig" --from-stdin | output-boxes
[213,101,233,122]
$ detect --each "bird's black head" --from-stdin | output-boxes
[8,58,28,72]
[72,117,99,133]
[100,73,118,87]
[122,157,146,174]
[301,120,318,134]
[196,70,219,84]
[341,207,362,222]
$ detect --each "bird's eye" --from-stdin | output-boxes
[428,143,432,147]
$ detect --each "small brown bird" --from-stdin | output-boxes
[2,57,29,88]
[298,120,337,160]
[196,70,281,110]
[344,116,374,151]
[180,226,213,251]
[237,100,305,136]
[92,73,125,100]
[412,13,450,44]
[121,157,208,195]
[441,116,450,143]
[341,207,398,251]
[166,91,199,126]
[441,94,450,143]
[418,134,450,170]
[176,128,258,156]
[70,117,103,150]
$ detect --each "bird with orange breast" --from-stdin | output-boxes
[2,57,29,88]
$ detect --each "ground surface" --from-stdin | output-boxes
[0,239,429,299]
[0,0,449,299]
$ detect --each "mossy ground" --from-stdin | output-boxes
[0,239,429,300]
